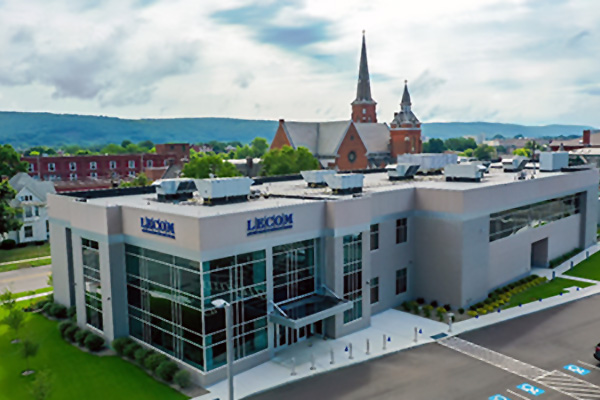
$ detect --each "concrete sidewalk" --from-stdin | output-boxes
[0,255,51,266]
[193,245,600,400]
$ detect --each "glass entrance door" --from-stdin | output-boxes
[274,322,325,350]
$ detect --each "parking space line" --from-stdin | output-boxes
[578,361,600,372]
[506,389,532,400]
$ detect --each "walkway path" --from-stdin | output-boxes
[0,255,51,266]
[193,244,600,400]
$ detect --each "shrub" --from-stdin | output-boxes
[124,342,141,359]
[58,320,75,338]
[436,307,445,321]
[75,329,90,346]
[135,348,153,365]
[469,305,476,311]
[145,353,168,373]
[458,308,465,315]
[112,337,133,356]
[42,302,53,315]
[443,304,451,312]
[477,308,487,315]
[467,310,478,317]
[174,369,191,388]
[411,304,420,315]
[64,325,79,342]
[49,303,67,319]
[156,360,179,382]
[483,298,492,305]
[67,306,77,319]
[0,239,16,250]
[416,298,425,305]
[430,300,438,308]
[84,333,105,352]
[423,307,431,318]
[401,301,411,312]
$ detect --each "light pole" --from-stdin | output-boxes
[212,299,234,400]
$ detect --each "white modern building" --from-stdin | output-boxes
[48,166,598,386]
[6,172,55,244]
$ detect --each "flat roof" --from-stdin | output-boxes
[68,168,587,218]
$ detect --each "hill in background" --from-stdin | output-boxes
[0,111,593,149]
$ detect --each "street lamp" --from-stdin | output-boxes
[211,299,234,400]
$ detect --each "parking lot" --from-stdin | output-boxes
[249,294,600,400]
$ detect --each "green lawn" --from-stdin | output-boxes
[505,277,595,308]
[0,305,188,400]
[13,287,53,299]
[564,252,600,281]
[0,242,50,264]
[0,258,52,274]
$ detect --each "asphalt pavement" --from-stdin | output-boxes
[249,293,600,400]
[0,264,51,294]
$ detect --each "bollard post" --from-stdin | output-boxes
[349,343,354,360]
[414,326,418,343]
[570,260,574,269]
[383,334,387,350]
[330,347,335,365]
[586,251,589,259]
[447,313,454,333]
[291,357,297,376]
[366,338,370,355]
[552,271,556,280]
[310,353,316,371]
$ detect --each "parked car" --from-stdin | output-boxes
[594,343,600,362]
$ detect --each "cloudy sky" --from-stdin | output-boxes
[0,0,598,126]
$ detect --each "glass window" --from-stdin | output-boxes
[24,226,33,238]
[396,218,407,244]
[272,239,317,303]
[489,193,582,242]
[396,268,407,295]
[370,224,379,251]
[24,206,32,218]
[48,163,56,171]
[370,277,379,304]
[343,233,363,323]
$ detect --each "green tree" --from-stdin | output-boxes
[21,339,39,372]
[61,145,82,155]
[492,134,505,139]
[182,154,241,179]
[234,145,253,159]
[513,148,531,157]
[124,143,143,154]
[3,308,25,342]
[121,140,132,148]
[0,181,22,236]
[495,145,507,154]
[514,134,524,139]
[473,144,496,161]
[120,173,151,188]
[261,146,319,176]
[444,138,477,152]
[75,149,93,155]
[0,144,28,177]
[423,138,446,153]
[460,148,474,157]
[30,370,52,400]
[250,137,269,157]
[138,140,154,152]
[100,143,126,154]
[24,146,57,156]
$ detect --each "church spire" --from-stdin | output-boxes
[351,31,377,123]
[401,80,411,108]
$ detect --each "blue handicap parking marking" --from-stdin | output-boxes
[564,364,591,376]
[517,383,545,396]
[489,395,511,400]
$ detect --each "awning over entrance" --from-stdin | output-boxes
[269,293,353,330]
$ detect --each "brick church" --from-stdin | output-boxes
[270,32,422,170]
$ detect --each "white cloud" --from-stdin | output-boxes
[0,0,598,127]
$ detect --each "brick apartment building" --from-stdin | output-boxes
[270,32,422,170]
[549,129,600,151]
[22,143,190,191]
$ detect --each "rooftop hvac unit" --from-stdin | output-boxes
[503,156,529,173]
[153,179,197,202]
[397,153,458,173]
[323,174,364,195]
[301,170,336,187]
[386,164,420,180]
[444,163,486,182]
[194,177,254,205]
[539,152,568,172]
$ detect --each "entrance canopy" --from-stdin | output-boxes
[269,293,352,330]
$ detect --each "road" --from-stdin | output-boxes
[0,265,51,294]
[249,294,600,400]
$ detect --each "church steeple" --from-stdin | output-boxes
[401,80,412,113]
[351,31,377,123]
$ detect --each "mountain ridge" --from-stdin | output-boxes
[0,111,593,149]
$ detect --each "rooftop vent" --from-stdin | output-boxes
[503,157,529,173]
[539,152,568,172]
[323,174,364,195]
[397,153,457,173]
[444,164,486,182]
[386,164,420,181]
[301,170,336,187]
[153,179,197,202]
[194,177,253,205]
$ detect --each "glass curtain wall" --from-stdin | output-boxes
[82,238,103,331]
[272,239,316,304]
[490,193,581,242]
[343,233,363,323]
